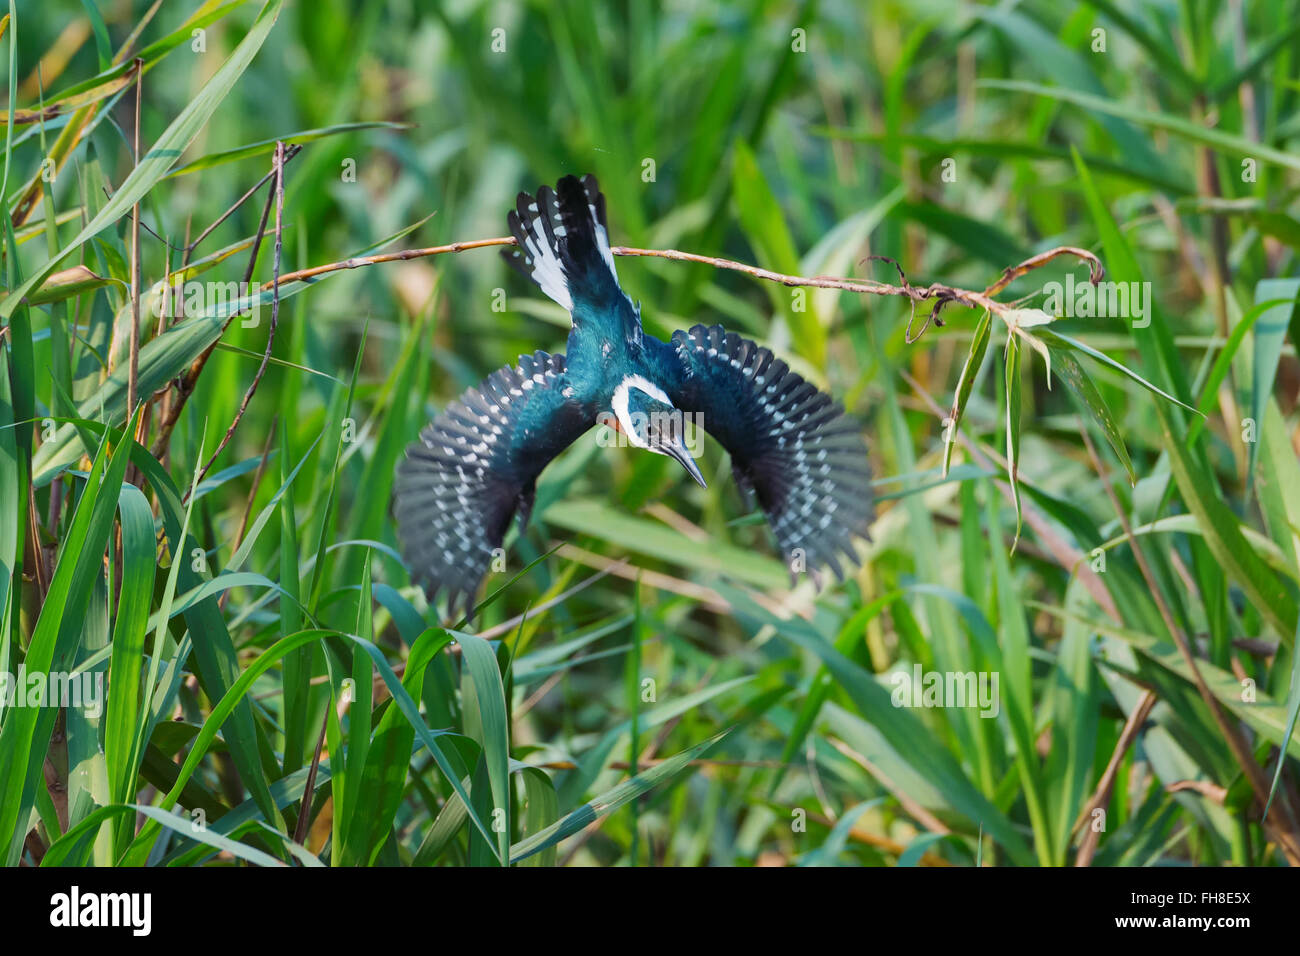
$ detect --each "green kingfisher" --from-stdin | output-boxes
[394,175,874,616]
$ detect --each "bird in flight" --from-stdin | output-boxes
[394,175,873,616]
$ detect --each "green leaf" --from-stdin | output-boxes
[1037,328,1199,414]
[0,342,19,665]
[1247,280,1299,486]
[812,130,1192,194]
[944,308,991,477]
[104,484,157,859]
[714,582,1035,865]
[1048,342,1135,485]
[1157,405,1297,642]
[339,626,454,865]
[1257,402,1300,577]
[1041,604,1300,759]
[975,7,1166,177]
[457,632,512,865]
[1187,296,1294,444]
[167,121,413,178]
[1004,332,1023,549]
[132,805,287,868]
[518,767,559,867]
[1265,622,1300,820]
[1071,0,1198,89]
[542,499,788,589]
[345,630,500,860]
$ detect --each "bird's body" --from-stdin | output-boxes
[395,175,874,615]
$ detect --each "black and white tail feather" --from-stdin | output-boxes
[502,174,634,323]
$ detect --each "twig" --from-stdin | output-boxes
[188,141,287,495]
[218,417,277,611]
[254,240,1100,334]
[187,144,301,259]
[137,216,1097,468]
[125,59,143,444]
[151,145,303,459]
[622,245,1003,322]
[828,737,951,836]
[514,669,566,720]
[292,706,330,851]
[271,237,518,288]
[983,246,1103,299]
[1073,689,1157,866]
[1166,779,1229,802]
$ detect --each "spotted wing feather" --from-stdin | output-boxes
[667,324,874,581]
[394,351,595,616]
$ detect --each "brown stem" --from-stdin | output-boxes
[125,59,143,446]
[262,240,1104,325]
[188,141,287,496]
[188,144,301,260]
[217,416,277,612]
[292,707,330,851]
[1073,690,1157,866]
[25,485,48,600]
[982,246,1104,298]
[151,146,302,460]
[1167,780,1229,802]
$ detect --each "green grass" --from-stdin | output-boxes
[2,0,1299,866]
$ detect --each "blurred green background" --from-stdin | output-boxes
[3,0,1299,866]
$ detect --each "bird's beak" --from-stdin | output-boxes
[663,439,707,488]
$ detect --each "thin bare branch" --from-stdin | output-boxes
[1073,690,1157,866]
[1166,780,1229,802]
[292,707,330,851]
[188,141,287,496]
[983,246,1104,299]
[218,416,277,612]
[125,59,143,436]
[151,146,303,459]
[186,144,301,258]
[259,239,1100,330]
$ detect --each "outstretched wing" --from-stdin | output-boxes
[666,324,874,582]
[394,351,595,616]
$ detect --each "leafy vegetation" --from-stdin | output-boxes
[2,0,1299,866]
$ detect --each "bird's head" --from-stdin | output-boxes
[609,376,706,488]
